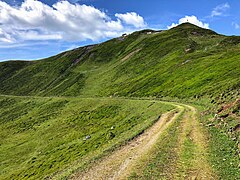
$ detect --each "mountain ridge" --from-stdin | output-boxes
[0,23,239,180]
[0,23,239,99]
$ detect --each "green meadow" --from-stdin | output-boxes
[0,96,174,179]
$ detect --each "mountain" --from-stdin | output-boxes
[0,23,239,98]
[0,23,239,180]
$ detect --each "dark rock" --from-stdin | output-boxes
[108,132,115,139]
[219,114,229,118]
[233,124,240,132]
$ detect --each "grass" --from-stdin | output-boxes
[0,23,239,179]
[177,137,196,176]
[175,119,197,178]
[128,108,184,179]
[198,111,240,180]
[0,95,174,180]
[0,23,239,99]
[207,126,240,179]
[194,99,240,180]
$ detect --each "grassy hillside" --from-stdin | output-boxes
[0,95,174,179]
[0,23,239,98]
[0,23,239,179]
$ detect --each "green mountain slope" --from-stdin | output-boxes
[0,23,239,179]
[1,23,239,98]
[0,96,174,179]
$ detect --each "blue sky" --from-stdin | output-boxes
[0,0,240,61]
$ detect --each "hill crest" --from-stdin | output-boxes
[0,22,239,99]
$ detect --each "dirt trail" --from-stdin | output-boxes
[71,102,216,180]
[175,104,216,179]
[71,107,182,180]
[186,105,216,179]
[120,48,141,62]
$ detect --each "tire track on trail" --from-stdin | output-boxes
[71,101,216,180]
[174,104,217,179]
[71,106,183,180]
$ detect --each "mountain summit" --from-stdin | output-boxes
[0,23,239,98]
[0,23,239,180]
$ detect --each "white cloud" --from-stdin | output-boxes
[0,27,13,43]
[211,3,230,17]
[0,0,146,43]
[115,12,146,28]
[167,15,209,29]
[232,22,240,29]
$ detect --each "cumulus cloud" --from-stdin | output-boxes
[0,0,146,43]
[115,12,146,28]
[167,15,209,29]
[211,3,230,17]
